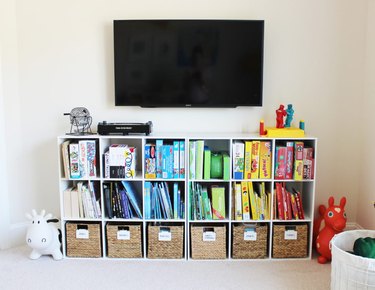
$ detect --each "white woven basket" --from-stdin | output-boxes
[331,230,375,290]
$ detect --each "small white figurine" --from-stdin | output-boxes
[25,209,63,260]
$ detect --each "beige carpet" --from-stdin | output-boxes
[0,246,331,290]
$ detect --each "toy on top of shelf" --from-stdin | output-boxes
[259,104,305,137]
[313,196,347,264]
[63,107,93,135]
[284,104,294,128]
[276,104,287,128]
[25,209,63,260]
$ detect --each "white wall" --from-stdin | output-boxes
[1,0,373,247]
[358,0,375,229]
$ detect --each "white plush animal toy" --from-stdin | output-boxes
[25,209,63,260]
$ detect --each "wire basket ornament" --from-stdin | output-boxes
[64,107,93,135]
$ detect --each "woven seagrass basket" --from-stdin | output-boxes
[191,224,227,259]
[147,224,184,259]
[232,223,268,259]
[272,223,308,258]
[106,223,142,258]
[66,222,102,258]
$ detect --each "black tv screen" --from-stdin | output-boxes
[114,20,264,107]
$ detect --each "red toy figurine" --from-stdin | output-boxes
[276,105,286,128]
[313,196,347,264]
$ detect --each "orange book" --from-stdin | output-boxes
[250,141,260,179]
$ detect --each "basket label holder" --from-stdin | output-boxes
[117,226,130,240]
[76,225,89,239]
[284,226,297,240]
[203,227,216,242]
[244,225,257,241]
[158,227,172,241]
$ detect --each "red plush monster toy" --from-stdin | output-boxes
[313,196,347,264]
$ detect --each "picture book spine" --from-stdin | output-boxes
[173,141,180,179]
[222,153,230,181]
[86,140,97,178]
[195,140,204,180]
[293,142,304,180]
[211,186,225,220]
[155,140,164,178]
[285,141,294,179]
[144,143,156,179]
[275,182,284,220]
[61,140,71,178]
[179,141,185,178]
[259,141,272,179]
[241,181,250,220]
[124,146,136,179]
[233,141,244,179]
[173,182,178,219]
[203,146,211,180]
[78,141,88,179]
[248,181,258,220]
[162,145,173,179]
[274,146,286,179]
[303,147,314,179]
[244,141,252,179]
[69,143,80,179]
[201,187,212,220]
[234,182,242,220]
[251,141,260,179]
[144,181,152,219]
[189,141,196,179]
[103,151,110,178]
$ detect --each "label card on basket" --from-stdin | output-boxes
[117,230,130,240]
[76,229,89,239]
[158,227,171,241]
[244,228,257,241]
[284,229,297,240]
[203,228,216,242]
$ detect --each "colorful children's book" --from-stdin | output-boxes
[303,147,314,179]
[144,143,156,179]
[233,141,244,179]
[203,146,211,180]
[234,182,242,220]
[293,142,304,180]
[211,186,225,220]
[251,141,260,179]
[195,140,205,180]
[274,146,287,179]
[244,141,252,179]
[285,142,294,179]
[241,181,250,220]
[179,141,185,178]
[69,143,80,179]
[173,141,180,179]
[155,140,164,178]
[259,141,272,179]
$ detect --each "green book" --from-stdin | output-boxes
[201,186,212,220]
[203,147,211,180]
[222,152,230,181]
[195,140,204,180]
[211,186,226,220]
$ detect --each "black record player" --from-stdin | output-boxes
[97,121,152,135]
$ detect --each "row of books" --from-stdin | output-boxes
[232,140,272,180]
[63,181,101,218]
[233,181,271,221]
[274,182,305,220]
[274,141,315,180]
[103,144,137,179]
[189,140,230,180]
[189,183,226,220]
[61,140,97,179]
[144,182,185,220]
[103,181,143,219]
[144,140,185,179]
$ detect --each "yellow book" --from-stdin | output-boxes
[234,182,242,220]
[241,181,250,220]
[248,181,258,220]
[259,141,272,179]
[251,141,260,179]
[244,141,252,179]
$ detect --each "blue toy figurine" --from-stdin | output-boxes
[285,104,294,128]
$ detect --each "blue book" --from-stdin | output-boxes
[144,182,152,219]
[155,140,163,178]
[121,181,143,219]
[173,182,178,219]
[119,189,129,219]
[173,141,180,179]
[179,141,185,178]
[162,145,173,179]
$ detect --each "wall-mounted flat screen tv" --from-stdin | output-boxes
[114,20,264,107]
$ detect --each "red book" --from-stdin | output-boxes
[285,142,294,179]
[294,190,305,219]
[275,183,284,220]
[285,189,292,220]
[275,147,287,179]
